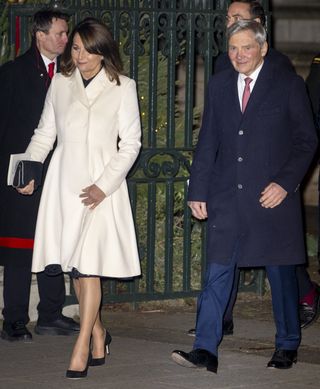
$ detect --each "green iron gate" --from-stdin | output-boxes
[3,0,270,305]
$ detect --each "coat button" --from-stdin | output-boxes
[237,156,243,162]
[237,184,243,189]
[238,130,244,135]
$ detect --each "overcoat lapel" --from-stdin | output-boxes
[70,69,89,107]
[85,69,110,107]
[70,68,110,108]
[225,71,242,126]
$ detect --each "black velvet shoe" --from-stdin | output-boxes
[267,349,297,369]
[89,330,112,366]
[187,320,234,337]
[35,315,80,335]
[66,366,89,379]
[171,349,218,373]
[300,284,320,329]
[1,321,32,342]
[66,353,91,379]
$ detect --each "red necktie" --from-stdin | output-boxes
[242,77,252,113]
[48,62,55,79]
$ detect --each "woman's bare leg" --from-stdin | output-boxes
[68,277,101,371]
[72,278,80,302]
[91,311,106,359]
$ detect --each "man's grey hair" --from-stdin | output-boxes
[227,19,267,47]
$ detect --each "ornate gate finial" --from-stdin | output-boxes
[50,0,66,9]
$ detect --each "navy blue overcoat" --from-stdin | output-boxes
[188,60,318,267]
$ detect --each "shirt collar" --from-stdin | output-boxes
[239,60,264,84]
[41,54,57,70]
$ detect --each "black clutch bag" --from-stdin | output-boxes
[13,160,43,190]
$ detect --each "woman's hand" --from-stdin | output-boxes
[80,184,106,209]
[16,180,35,195]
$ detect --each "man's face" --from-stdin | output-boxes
[228,29,268,76]
[226,2,253,28]
[36,18,68,59]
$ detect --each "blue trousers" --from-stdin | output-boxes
[193,252,300,356]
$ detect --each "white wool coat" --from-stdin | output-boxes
[26,68,141,278]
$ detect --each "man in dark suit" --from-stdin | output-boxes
[172,20,317,373]
[303,53,320,328]
[0,9,79,341]
[187,0,320,338]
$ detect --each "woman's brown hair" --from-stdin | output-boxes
[60,17,123,85]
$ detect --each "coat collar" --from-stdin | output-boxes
[70,68,111,108]
[24,41,52,89]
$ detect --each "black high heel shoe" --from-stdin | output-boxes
[89,330,112,366]
[66,352,92,379]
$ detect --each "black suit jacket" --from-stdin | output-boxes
[305,53,320,116]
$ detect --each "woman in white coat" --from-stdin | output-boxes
[18,18,141,378]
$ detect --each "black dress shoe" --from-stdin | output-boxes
[1,321,32,342]
[300,284,320,329]
[267,349,297,369]
[35,315,80,335]
[222,319,234,335]
[187,320,234,337]
[89,330,112,366]
[187,328,196,337]
[171,348,218,373]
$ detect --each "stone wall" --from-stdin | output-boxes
[272,0,320,75]
[272,0,320,206]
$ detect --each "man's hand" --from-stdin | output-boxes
[16,180,34,195]
[80,184,106,209]
[260,182,287,208]
[188,201,208,220]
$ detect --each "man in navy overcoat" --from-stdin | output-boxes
[172,20,318,373]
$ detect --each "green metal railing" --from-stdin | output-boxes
[4,0,270,305]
